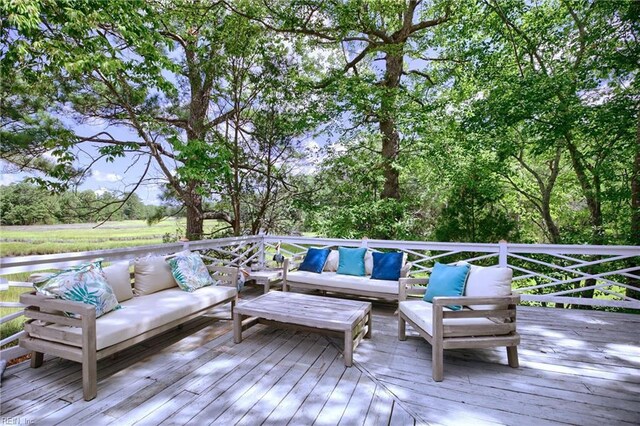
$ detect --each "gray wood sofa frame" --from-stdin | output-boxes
[398,278,520,381]
[19,265,238,401]
[282,256,411,301]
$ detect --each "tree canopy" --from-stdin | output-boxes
[1,0,637,249]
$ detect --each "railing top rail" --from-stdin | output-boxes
[263,235,500,251]
[264,235,639,256]
[506,242,639,256]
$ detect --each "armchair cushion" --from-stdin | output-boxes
[463,264,513,310]
[299,248,331,274]
[423,262,470,311]
[399,300,495,336]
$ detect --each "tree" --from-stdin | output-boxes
[231,0,451,204]
[1,1,239,239]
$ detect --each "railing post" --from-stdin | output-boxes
[499,240,508,267]
[258,229,266,270]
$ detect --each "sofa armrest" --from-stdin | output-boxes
[398,277,428,301]
[207,265,239,288]
[20,291,95,351]
[400,262,413,278]
[21,291,96,318]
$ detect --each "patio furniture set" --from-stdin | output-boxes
[19,246,520,401]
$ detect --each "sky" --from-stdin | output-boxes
[0,117,334,205]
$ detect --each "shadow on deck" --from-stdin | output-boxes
[1,287,639,425]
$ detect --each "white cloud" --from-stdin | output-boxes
[0,174,19,186]
[94,187,109,196]
[93,170,122,182]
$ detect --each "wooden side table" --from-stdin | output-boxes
[246,269,283,294]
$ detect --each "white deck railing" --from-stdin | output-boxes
[1,235,638,361]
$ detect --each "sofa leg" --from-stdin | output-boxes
[432,345,444,382]
[30,351,43,368]
[82,355,97,401]
[398,314,406,341]
[507,345,519,368]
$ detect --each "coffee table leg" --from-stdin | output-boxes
[365,310,372,339]
[344,329,353,367]
[233,312,242,343]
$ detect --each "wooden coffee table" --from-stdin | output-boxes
[233,291,372,366]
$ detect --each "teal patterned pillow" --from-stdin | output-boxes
[34,259,120,318]
[166,252,216,292]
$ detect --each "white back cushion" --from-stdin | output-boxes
[103,261,133,302]
[323,250,339,272]
[134,256,178,295]
[364,250,373,275]
[464,265,513,310]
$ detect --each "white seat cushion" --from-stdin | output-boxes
[399,300,495,336]
[286,271,398,295]
[44,286,236,350]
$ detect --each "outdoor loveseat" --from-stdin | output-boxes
[20,256,238,401]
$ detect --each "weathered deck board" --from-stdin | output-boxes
[1,289,639,426]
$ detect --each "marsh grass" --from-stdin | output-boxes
[1,219,223,256]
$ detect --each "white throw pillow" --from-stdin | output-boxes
[462,263,513,310]
[323,250,339,272]
[134,255,178,295]
[103,261,133,302]
[364,250,374,275]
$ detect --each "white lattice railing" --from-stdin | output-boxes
[263,236,640,310]
[1,235,638,362]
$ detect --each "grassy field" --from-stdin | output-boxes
[0,219,223,347]
[1,219,223,256]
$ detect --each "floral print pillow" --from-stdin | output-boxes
[34,259,120,318]
[166,252,216,292]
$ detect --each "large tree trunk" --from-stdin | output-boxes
[185,193,204,240]
[565,134,603,306]
[379,52,403,200]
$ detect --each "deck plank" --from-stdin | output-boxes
[1,292,639,426]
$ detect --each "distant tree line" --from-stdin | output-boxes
[0,182,159,226]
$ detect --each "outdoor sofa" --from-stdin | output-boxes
[282,248,412,301]
[20,255,238,401]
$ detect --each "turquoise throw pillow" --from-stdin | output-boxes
[371,251,403,281]
[423,262,470,311]
[299,248,331,273]
[167,252,216,292]
[34,259,120,318]
[337,247,367,276]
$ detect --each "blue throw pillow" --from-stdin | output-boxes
[337,247,367,276]
[423,262,470,311]
[299,248,331,274]
[371,251,404,281]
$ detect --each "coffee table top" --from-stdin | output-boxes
[234,291,371,332]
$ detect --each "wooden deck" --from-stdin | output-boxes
[1,288,639,425]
